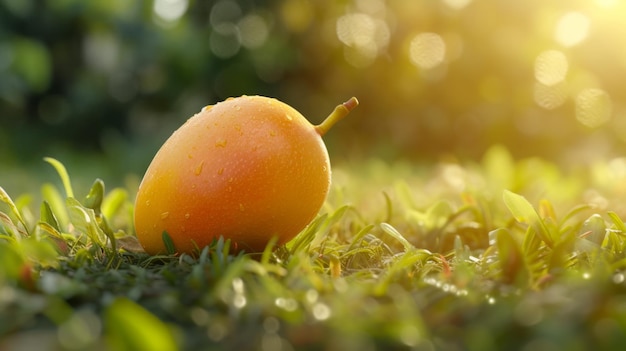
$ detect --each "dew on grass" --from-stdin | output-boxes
[424,276,468,296]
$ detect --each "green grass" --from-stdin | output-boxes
[2,145,626,350]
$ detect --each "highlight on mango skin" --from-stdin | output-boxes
[133,96,359,255]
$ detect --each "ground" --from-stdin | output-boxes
[2,146,626,350]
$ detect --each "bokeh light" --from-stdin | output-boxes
[534,82,567,110]
[209,23,241,59]
[239,14,270,49]
[576,88,612,128]
[534,50,568,86]
[153,0,189,25]
[336,12,390,68]
[409,33,446,70]
[2,0,626,174]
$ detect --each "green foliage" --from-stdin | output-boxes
[3,1,626,168]
[105,298,178,351]
[3,150,626,350]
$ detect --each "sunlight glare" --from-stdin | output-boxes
[555,11,590,47]
[443,0,473,10]
[409,32,446,70]
[595,0,618,8]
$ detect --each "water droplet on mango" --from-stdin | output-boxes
[195,161,204,175]
[161,212,170,219]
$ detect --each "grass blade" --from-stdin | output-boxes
[162,231,177,255]
[503,190,553,247]
[105,298,179,351]
[380,222,415,252]
[0,186,28,236]
[40,201,61,232]
[44,157,74,198]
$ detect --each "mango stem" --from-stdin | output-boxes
[314,97,359,137]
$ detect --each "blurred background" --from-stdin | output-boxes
[1,0,626,194]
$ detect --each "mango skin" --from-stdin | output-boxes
[134,95,330,254]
